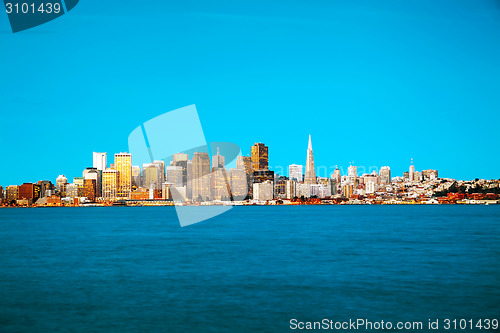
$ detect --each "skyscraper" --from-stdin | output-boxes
[289,164,303,182]
[304,135,316,184]
[192,152,211,201]
[102,169,119,199]
[83,167,101,197]
[237,155,253,196]
[56,175,67,196]
[212,147,225,168]
[251,143,268,171]
[115,153,132,199]
[379,166,391,184]
[93,152,107,171]
[131,166,141,188]
[166,165,183,187]
[332,167,341,184]
[173,153,189,187]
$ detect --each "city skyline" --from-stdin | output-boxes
[1,135,499,207]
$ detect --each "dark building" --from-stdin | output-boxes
[18,183,41,202]
[251,143,269,171]
[253,170,274,184]
[83,179,97,202]
[37,180,54,198]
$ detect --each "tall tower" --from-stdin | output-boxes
[304,135,317,184]
[409,158,415,182]
[192,152,211,201]
[251,143,268,171]
[212,147,225,168]
[115,153,132,199]
[93,152,107,171]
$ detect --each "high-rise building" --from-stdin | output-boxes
[93,152,107,171]
[115,153,132,199]
[304,135,317,184]
[289,164,303,182]
[5,185,19,203]
[192,152,211,201]
[409,158,415,182]
[379,166,391,184]
[251,143,268,171]
[83,179,97,201]
[73,177,85,197]
[37,180,54,198]
[187,160,193,199]
[0,185,3,200]
[56,175,67,195]
[131,166,141,188]
[332,167,341,183]
[166,165,183,187]
[211,167,230,201]
[237,155,253,196]
[18,183,41,203]
[143,163,162,190]
[229,168,247,200]
[285,180,297,199]
[212,147,225,168]
[274,176,287,199]
[102,169,119,199]
[253,180,274,201]
[173,153,189,187]
[83,167,101,197]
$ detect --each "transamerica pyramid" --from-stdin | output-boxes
[304,135,317,184]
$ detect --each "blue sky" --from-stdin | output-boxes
[1,0,500,186]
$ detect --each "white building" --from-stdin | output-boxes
[93,152,107,171]
[289,164,303,182]
[253,181,274,201]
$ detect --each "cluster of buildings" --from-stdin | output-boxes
[1,136,499,207]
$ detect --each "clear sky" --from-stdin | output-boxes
[1,0,500,186]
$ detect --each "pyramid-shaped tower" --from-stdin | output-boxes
[304,135,317,184]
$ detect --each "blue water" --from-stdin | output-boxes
[0,206,499,332]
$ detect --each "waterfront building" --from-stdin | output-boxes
[192,152,211,201]
[253,180,273,201]
[93,152,107,171]
[0,185,3,200]
[304,135,317,184]
[102,169,119,199]
[251,143,268,171]
[289,164,303,182]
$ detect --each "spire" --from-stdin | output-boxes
[217,147,220,155]
[308,134,312,150]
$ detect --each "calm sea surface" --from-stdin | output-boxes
[0,206,499,332]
